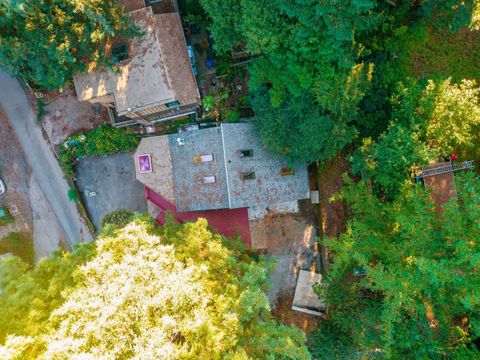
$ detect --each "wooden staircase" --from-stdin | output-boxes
[418,161,475,178]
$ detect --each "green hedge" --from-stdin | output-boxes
[60,125,140,178]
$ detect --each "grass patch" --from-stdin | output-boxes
[36,98,46,124]
[0,207,15,227]
[0,232,34,265]
[391,26,480,81]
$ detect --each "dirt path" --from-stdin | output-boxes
[316,153,349,271]
[0,108,33,238]
[0,106,68,260]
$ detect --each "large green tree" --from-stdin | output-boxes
[200,0,381,108]
[311,173,480,358]
[0,0,139,90]
[0,215,310,359]
[252,89,358,163]
[200,0,473,162]
[352,77,480,199]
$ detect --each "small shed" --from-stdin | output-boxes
[292,270,325,316]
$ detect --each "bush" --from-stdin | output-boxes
[35,98,45,124]
[60,125,140,178]
[67,188,79,203]
[101,210,135,231]
[224,109,240,122]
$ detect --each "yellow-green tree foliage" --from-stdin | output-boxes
[423,78,480,159]
[0,217,310,359]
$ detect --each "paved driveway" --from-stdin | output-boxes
[75,152,147,231]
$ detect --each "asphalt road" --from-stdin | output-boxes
[0,70,92,247]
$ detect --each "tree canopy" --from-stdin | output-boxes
[352,77,480,199]
[199,0,475,163]
[0,216,310,359]
[0,0,140,90]
[311,173,480,358]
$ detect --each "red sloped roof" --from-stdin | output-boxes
[145,187,251,246]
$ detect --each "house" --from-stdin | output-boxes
[73,1,201,127]
[134,122,310,245]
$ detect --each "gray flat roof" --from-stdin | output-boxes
[222,123,309,209]
[168,127,230,211]
[167,122,309,211]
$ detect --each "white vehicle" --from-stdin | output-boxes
[0,179,5,195]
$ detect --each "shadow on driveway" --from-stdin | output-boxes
[76,152,146,231]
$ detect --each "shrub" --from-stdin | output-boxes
[60,125,140,178]
[224,109,240,122]
[67,189,79,204]
[101,209,135,231]
[35,99,45,124]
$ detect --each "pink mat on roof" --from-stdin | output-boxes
[144,187,251,246]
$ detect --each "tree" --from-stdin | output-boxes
[351,123,432,200]
[0,0,140,90]
[422,78,480,159]
[200,0,381,108]
[311,173,480,358]
[351,76,480,199]
[198,1,382,164]
[199,1,471,163]
[252,90,358,163]
[0,216,310,359]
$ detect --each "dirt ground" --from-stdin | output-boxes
[271,296,319,336]
[0,107,67,260]
[423,163,457,210]
[249,199,319,304]
[0,108,33,238]
[316,154,349,268]
[42,86,108,146]
[249,203,321,333]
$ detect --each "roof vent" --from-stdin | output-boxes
[176,137,185,146]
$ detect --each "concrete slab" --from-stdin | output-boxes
[292,270,325,316]
[76,152,147,231]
